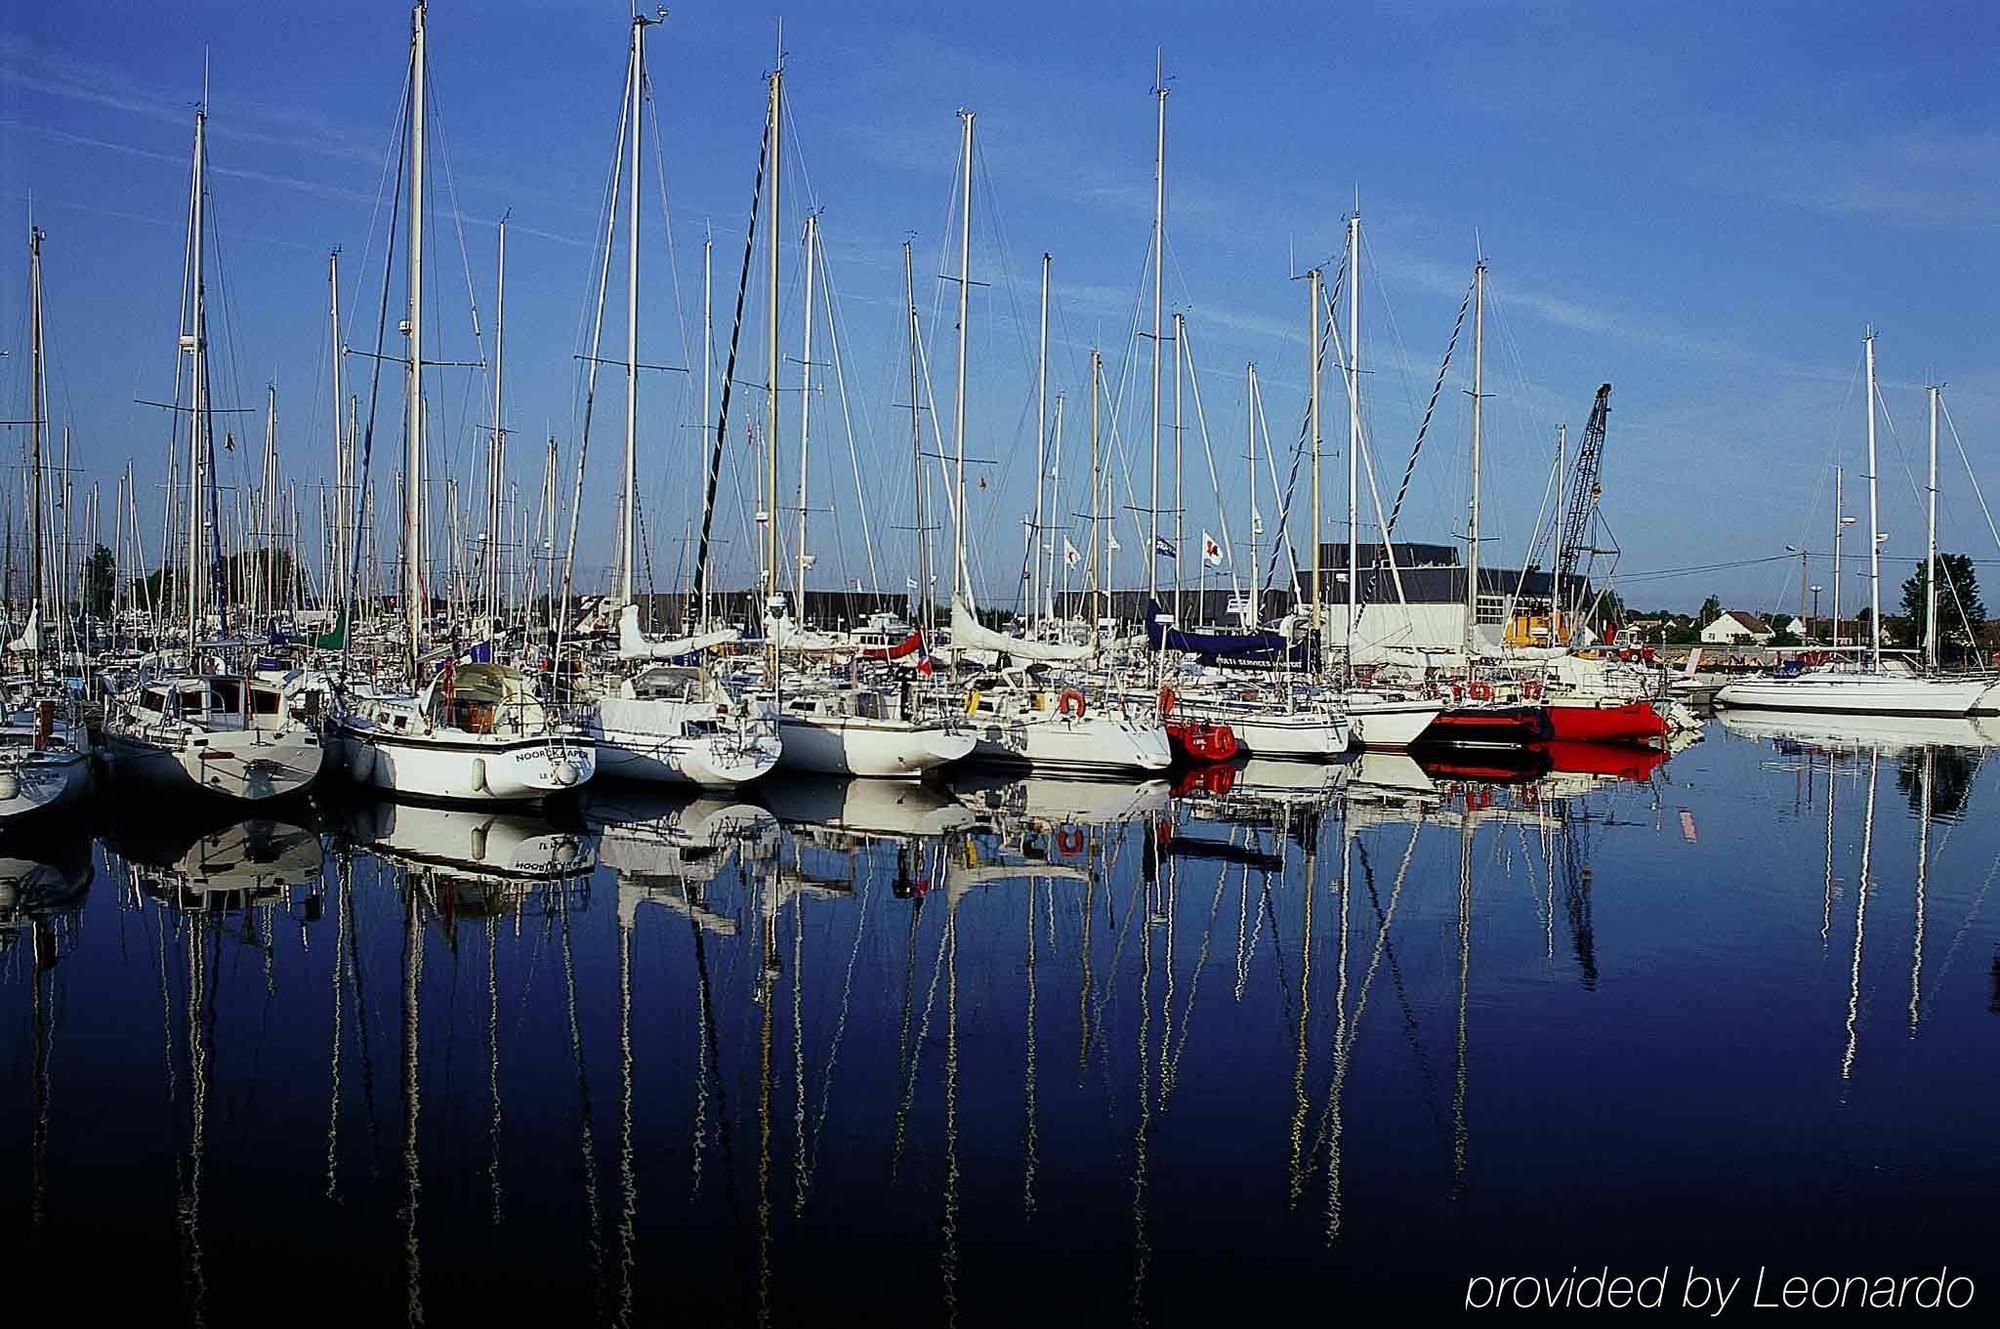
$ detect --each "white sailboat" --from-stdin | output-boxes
[1716,333,2000,717]
[100,100,326,805]
[335,3,596,804]
[0,223,93,826]
[761,91,971,778]
[578,13,779,790]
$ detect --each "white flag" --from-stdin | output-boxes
[1107,531,1122,553]
[1062,539,1081,568]
[1201,531,1223,566]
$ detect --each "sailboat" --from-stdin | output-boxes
[99,99,326,805]
[577,13,779,790]
[1716,333,2000,717]
[334,3,596,803]
[757,77,972,778]
[0,222,94,826]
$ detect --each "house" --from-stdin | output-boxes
[1700,610,1775,646]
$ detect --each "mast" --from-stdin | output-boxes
[1047,394,1064,624]
[26,223,45,655]
[1863,330,1881,673]
[763,51,782,687]
[186,102,209,651]
[1465,259,1487,660]
[1552,422,1565,636]
[1032,251,1049,629]
[1925,383,1940,671]
[904,241,929,638]
[1089,348,1103,632]
[403,0,427,684]
[488,216,506,632]
[1345,211,1360,672]
[950,109,974,608]
[1832,466,1844,650]
[328,249,348,628]
[1147,67,1166,617]
[1307,266,1322,639]
[1246,362,1260,624]
[1172,309,1185,627]
[794,211,817,618]
[618,12,652,609]
[699,233,712,630]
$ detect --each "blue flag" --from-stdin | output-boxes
[1154,536,1178,560]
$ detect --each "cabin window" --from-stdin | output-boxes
[141,687,169,712]
[209,679,241,713]
[251,689,282,716]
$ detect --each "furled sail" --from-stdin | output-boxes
[949,595,1095,662]
[619,603,740,660]
[1144,600,1287,661]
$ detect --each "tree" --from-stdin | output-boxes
[83,544,115,620]
[1697,595,1722,628]
[1899,552,1985,655]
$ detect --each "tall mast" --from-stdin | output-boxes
[904,241,929,638]
[1047,393,1064,624]
[794,211,817,617]
[1307,265,1322,638]
[699,232,712,630]
[1925,383,1940,671]
[328,248,348,626]
[1465,259,1486,660]
[487,216,506,631]
[1863,330,1881,673]
[950,109,974,607]
[1089,348,1103,632]
[26,223,45,646]
[1832,466,1844,651]
[1172,309,1185,626]
[1032,251,1050,629]
[763,50,782,686]
[403,0,427,683]
[1345,212,1360,670]
[262,383,278,619]
[186,102,209,651]
[618,12,653,609]
[1551,422,1565,636]
[1147,67,1167,617]
[1246,362,1260,623]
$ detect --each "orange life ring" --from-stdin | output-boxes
[1468,680,1495,702]
[1157,685,1177,716]
[1521,679,1542,700]
[1056,826,1086,855]
[1057,687,1087,719]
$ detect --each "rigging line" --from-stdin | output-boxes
[1385,276,1470,539]
[1261,256,1347,594]
[688,86,769,629]
[643,60,698,587]
[810,227,883,596]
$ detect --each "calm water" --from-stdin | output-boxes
[2,727,1995,1323]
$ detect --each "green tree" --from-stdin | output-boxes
[1899,553,1985,655]
[1697,595,1722,628]
[83,543,115,619]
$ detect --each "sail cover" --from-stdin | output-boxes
[620,603,740,660]
[950,596,1095,662]
[1144,600,1287,661]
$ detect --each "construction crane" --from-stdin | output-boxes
[1555,383,1612,633]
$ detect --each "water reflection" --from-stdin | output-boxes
[5,727,1998,1321]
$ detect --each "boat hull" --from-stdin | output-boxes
[104,726,326,804]
[339,721,595,803]
[968,711,1173,774]
[1344,695,1446,749]
[1544,700,1666,745]
[589,696,780,788]
[1421,703,1554,748]
[1714,672,2000,717]
[0,749,94,827]
[774,715,973,778]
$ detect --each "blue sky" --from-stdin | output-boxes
[3,0,1998,616]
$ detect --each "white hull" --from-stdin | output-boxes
[1714,671,2000,717]
[590,695,780,788]
[775,714,973,778]
[105,726,326,804]
[1223,711,1351,759]
[1342,695,1445,749]
[0,749,93,826]
[339,719,595,803]
[968,710,1172,774]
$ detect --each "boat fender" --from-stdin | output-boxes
[555,757,580,787]
[0,771,17,801]
[1468,681,1495,702]
[1057,688,1087,719]
[1157,685,1177,716]
[964,688,983,716]
[1056,826,1085,855]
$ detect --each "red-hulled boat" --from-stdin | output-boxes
[1542,699,1666,746]
[1167,717,1241,764]
[1419,702,1554,748]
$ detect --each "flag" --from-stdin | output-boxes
[1154,536,1177,560]
[915,630,935,676]
[1107,532,1122,553]
[799,553,817,570]
[1201,531,1223,566]
[1063,539,1081,568]
[908,576,921,590]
